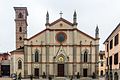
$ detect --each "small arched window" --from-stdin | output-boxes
[19,27,22,32]
[101,62,103,66]
[18,60,22,69]
[114,72,119,80]
[5,58,7,60]
[35,51,39,62]
[101,70,103,76]
[84,51,87,62]
[19,37,22,41]
[18,13,23,18]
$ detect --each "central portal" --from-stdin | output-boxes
[58,64,64,77]
[34,68,39,78]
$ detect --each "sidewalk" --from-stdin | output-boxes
[0,78,12,80]
[99,77,105,80]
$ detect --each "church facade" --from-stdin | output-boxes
[10,7,99,78]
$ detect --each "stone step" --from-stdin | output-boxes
[54,77,66,80]
[0,78,12,80]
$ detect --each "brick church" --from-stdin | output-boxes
[10,7,99,78]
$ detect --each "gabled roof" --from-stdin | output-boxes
[27,28,96,41]
[0,52,10,56]
[28,18,73,40]
[27,18,96,41]
[10,47,24,53]
[103,23,120,44]
[49,18,73,26]
[55,45,67,57]
[76,29,96,40]
[28,29,46,40]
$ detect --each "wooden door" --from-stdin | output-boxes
[58,64,64,77]
[34,68,39,78]
[83,69,87,77]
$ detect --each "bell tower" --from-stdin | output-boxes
[14,7,28,49]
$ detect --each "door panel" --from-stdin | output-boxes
[34,68,39,77]
[58,64,64,77]
[1,65,10,76]
[83,69,87,77]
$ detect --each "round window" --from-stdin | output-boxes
[58,56,64,62]
[56,32,67,43]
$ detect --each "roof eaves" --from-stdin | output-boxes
[103,23,120,44]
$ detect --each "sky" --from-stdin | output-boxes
[1,0,120,52]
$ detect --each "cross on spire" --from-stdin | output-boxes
[59,11,63,18]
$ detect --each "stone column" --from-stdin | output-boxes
[66,57,69,77]
[73,46,76,77]
[30,42,33,76]
[73,29,77,77]
[90,41,92,76]
[45,29,50,78]
[46,45,49,78]
[53,57,55,77]
[40,41,43,77]
[39,53,41,77]
[80,41,82,76]
[24,45,28,77]
[95,44,99,76]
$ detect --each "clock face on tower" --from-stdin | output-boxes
[56,32,67,43]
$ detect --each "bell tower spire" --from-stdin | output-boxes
[46,11,49,24]
[45,11,49,27]
[14,7,28,49]
[73,11,77,28]
[95,25,99,39]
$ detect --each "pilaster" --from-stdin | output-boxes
[46,45,49,78]
[80,41,82,76]
[90,41,92,75]
[40,41,43,76]
[73,45,76,77]
[24,45,28,77]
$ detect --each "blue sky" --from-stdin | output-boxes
[1,0,120,52]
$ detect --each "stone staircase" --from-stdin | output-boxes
[19,77,99,80]
[54,77,67,80]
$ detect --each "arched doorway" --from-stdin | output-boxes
[57,54,65,77]
[114,72,119,80]
[34,68,39,78]
[101,70,103,76]
[83,68,87,77]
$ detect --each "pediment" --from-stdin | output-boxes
[49,18,74,29]
[55,46,67,57]
[54,46,68,62]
